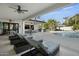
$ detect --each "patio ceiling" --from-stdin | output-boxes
[0,3,71,21]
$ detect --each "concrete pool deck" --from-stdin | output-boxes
[32,32,79,56]
[0,35,16,56]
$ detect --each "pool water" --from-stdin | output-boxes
[53,31,79,38]
[33,32,79,55]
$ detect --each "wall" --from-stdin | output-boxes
[24,20,44,34]
[60,26,73,31]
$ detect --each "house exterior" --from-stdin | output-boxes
[59,26,73,31]
[23,19,45,34]
[0,18,45,35]
[57,25,73,31]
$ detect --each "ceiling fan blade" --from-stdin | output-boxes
[21,10,28,12]
[9,7,17,9]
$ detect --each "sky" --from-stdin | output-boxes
[40,3,79,24]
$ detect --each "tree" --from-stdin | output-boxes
[63,17,75,26]
[73,24,79,30]
[39,19,59,31]
[63,14,79,30]
[43,23,48,29]
[47,19,58,31]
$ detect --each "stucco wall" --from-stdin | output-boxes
[24,20,44,34]
[60,26,73,31]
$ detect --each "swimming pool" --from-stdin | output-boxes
[53,31,79,38]
[33,32,79,55]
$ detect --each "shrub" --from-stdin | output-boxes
[73,24,79,30]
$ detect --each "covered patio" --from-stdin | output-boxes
[0,3,73,56]
[0,3,71,35]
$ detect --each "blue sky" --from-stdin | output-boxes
[40,3,79,24]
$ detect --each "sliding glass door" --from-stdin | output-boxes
[3,22,19,34]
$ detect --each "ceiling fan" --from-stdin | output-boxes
[10,5,28,13]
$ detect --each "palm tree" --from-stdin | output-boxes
[39,19,58,31]
[43,23,48,29]
[47,19,57,31]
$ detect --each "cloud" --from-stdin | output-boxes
[62,6,73,10]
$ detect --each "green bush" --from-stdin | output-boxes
[73,24,79,30]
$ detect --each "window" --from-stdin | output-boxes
[25,25,29,29]
[25,25,34,30]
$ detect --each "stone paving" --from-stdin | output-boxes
[0,35,16,56]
